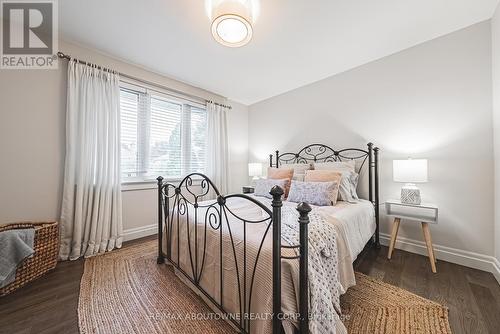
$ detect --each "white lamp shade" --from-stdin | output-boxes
[393,159,428,183]
[248,163,263,177]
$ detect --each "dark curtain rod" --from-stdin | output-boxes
[57,52,232,110]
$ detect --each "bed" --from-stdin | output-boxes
[156,143,380,334]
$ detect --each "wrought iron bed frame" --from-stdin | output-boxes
[269,142,380,247]
[156,143,379,334]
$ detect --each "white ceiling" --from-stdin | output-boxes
[59,0,499,105]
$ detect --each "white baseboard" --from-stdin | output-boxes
[381,233,500,284]
[493,258,500,284]
[123,223,157,242]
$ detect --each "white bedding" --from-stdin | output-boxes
[249,195,376,262]
[316,199,376,261]
[246,195,375,293]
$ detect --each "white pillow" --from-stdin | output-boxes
[349,172,360,200]
[337,171,360,202]
[290,174,305,182]
[279,163,312,181]
[286,180,338,206]
[313,160,356,173]
[254,178,288,199]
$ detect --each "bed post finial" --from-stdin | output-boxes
[269,154,273,168]
[270,185,284,201]
[275,150,279,168]
[296,202,311,334]
[297,202,312,214]
[270,185,284,333]
[156,176,165,264]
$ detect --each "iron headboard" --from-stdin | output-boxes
[269,143,380,247]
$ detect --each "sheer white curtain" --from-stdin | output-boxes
[59,60,123,260]
[205,102,229,196]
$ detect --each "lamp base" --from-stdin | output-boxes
[401,184,421,205]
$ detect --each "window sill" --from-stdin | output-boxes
[122,180,160,192]
[121,178,202,192]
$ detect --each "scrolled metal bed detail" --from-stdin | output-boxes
[156,173,311,334]
[269,142,380,247]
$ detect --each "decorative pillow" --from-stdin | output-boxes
[286,180,338,206]
[304,170,342,205]
[337,171,360,203]
[313,160,356,173]
[349,172,360,200]
[268,167,294,196]
[254,178,289,199]
[311,160,359,202]
[279,163,313,181]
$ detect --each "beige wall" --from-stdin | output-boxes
[0,40,248,240]
[493,5,500,266]
[0,62,66,222]
[249,22,496,266]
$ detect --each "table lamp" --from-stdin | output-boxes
[393,159,428,205]
[248,163,263,182]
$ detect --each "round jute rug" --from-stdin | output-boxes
[78,240,451,334]
[341,272,452,334]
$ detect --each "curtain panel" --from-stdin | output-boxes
[59,60,123,260]
[205,102,229,196]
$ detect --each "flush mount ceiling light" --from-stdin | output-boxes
[212,14,252,47]
[210,1,254,47]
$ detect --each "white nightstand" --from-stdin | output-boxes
[385,200,439,273]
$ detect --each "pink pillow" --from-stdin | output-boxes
[268,167,294,197]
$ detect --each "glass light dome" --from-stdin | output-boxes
[211,13,253,47]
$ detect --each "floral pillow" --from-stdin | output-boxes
[286,180,339,206]
[254,178,289,199]
[304,170,342,205]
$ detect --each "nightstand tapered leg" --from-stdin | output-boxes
[421,222,437,273]
[387,218,401,260]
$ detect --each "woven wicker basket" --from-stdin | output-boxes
[0,221,59,296]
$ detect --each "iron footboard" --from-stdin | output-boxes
[157,173,310,333]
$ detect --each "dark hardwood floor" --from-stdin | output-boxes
[0,255,84,334]
[1,237,499,334]
[354,246,500,334]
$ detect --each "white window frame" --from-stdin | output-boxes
[119,80,207,186]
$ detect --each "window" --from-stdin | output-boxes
[120,85,207,182]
